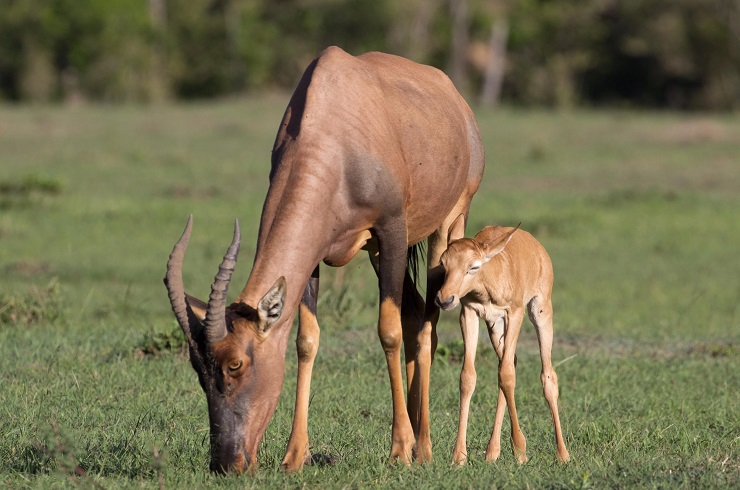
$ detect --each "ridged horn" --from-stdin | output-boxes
[204,219,241,344]
[164,215,195,333]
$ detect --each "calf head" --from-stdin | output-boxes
[164,216,287,474]
[436,217,519,310]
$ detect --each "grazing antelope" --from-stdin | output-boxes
[164,46,484,474]
[436,217,570,465]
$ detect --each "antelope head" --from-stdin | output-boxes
[164,216,287,474]
[436,216,519,311]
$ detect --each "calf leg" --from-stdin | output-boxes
[499,308,527,463]
[281,267,320,472]
[452,305,479,464]
[529,296,570,462]
[485,315,507,462]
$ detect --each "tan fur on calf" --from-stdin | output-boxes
[437,216,570,465]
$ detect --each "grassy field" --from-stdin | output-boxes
[1,97,738,489]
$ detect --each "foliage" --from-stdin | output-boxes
[502,0,740,109]
[135,325,188,358]
[0,279,63,326]
[0,173,64,210]
[0,174,64,196]
[0,0,738,108]
[0,100,738,487]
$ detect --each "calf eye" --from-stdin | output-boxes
[468,263,481,275]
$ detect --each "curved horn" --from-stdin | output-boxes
[204,219,241,344]
[164,215,194,333]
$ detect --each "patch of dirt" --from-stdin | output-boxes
[550,334,738,361]
[650,119,738,145]
[6,260,53,277]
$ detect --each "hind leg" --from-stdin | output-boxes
[375,224,416,465]
[402,272,425,435]
[416,207,470,462]
[370,252,424,436]
[529,296,570,462]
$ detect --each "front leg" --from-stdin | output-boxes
[485,315,507,462]
[281,266,320,472]
[452,305,479,465]
[499,308,527,464]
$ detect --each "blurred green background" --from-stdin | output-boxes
[1,2,738,487]
[1,0,739,110]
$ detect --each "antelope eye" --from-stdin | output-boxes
[227,359,243,372]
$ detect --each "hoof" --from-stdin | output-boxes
[415,441,433,464]
[280,450,311,473]
[452,455,467,466]
[388,443,414,466]
[485,444,501,462]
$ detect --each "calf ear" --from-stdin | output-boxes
[483,223,520,260]
[257,277,287,333]
[447,214,466,246]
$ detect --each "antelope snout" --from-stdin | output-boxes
[210,448,250,475]
[435,293,457,310]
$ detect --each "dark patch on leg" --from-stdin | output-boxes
[301,266,320,316]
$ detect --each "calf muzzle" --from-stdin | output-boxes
[435,294,457,310]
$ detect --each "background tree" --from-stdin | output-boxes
[0,0,736,109]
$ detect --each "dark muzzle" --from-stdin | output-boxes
[435,294,456,310]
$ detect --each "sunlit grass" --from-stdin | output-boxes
[0,99,738,488]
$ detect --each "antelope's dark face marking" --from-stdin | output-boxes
[165,217,287,474]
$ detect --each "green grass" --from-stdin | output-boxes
[0,98,738,488]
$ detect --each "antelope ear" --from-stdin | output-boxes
[483,224,520,260]
[447,214,466,246]
[185,293,207,322]
[257,277,287,333]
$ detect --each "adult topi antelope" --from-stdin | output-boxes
[436,217,570,465]
[164,46,484,474]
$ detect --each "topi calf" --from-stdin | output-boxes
[436,215,570,465]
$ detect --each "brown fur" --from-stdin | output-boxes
[166,46,484,473]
